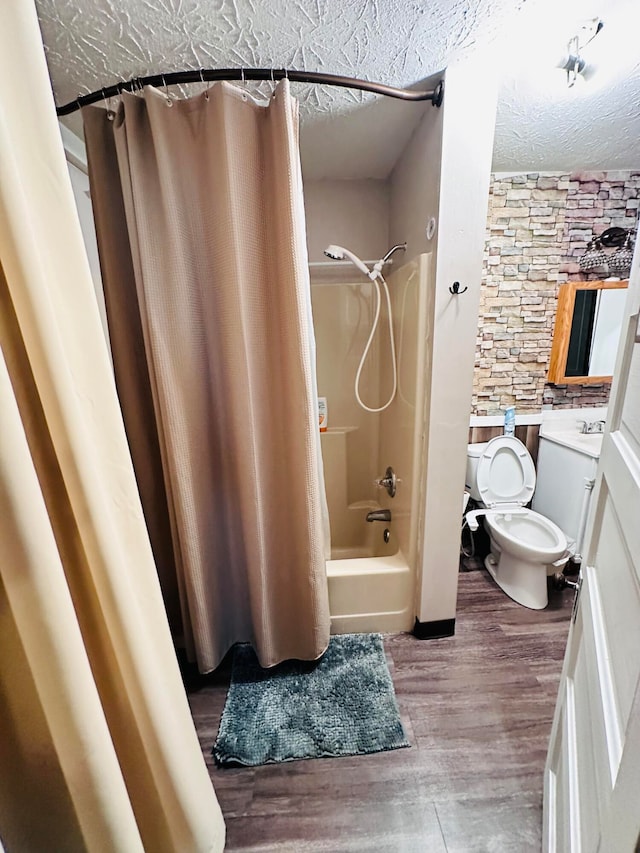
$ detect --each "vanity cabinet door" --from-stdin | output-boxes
[532,439,598,561]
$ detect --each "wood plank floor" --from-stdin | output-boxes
[186,569,575,852]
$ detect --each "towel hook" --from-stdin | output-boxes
[449,281,468,295]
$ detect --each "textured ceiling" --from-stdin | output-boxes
[494,0,640,172]
[37,0,640,179]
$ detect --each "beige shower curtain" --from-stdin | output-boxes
[0,2,224,850]
[83,81,330,672]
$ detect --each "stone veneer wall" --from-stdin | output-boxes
[473,170,640,415]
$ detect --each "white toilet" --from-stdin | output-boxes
[465,435,569,610]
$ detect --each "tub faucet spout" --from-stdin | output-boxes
[366,509,392,523]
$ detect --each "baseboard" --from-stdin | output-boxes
[412,617,455,640]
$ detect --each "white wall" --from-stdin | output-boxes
[390,63,498,627]
[303,179,389,263]
[421,62,497,624]
[389,94,442,262]
[61,125,110,349]
[66,163,106,325]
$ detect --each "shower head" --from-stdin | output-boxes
[324,245,344,261]
[324,245,372,279]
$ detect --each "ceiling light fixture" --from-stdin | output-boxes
[561,17,604,87]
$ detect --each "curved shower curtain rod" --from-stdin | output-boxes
[55,67,444,116]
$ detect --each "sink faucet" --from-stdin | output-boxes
[366,509,392,523]
[577,419,606,434]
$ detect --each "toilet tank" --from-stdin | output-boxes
[465,442,488,502]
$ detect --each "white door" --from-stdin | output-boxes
[544,253,640,852]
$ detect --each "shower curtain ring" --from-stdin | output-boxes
[162,75,173,106]
[102,88,115,121]
[239,68,249,100]
[200,68,209,101]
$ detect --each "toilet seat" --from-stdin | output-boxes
[485,509,567,561]
[475,436,536,509]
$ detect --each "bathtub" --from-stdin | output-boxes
[326,524,414,634]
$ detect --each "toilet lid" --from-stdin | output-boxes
[475,435,536,508]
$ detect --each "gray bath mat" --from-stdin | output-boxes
[212,632,409,766]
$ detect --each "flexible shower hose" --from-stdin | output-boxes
[354,271,397,412]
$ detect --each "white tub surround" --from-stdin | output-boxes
[315,256,429,635]
[326,552,413,634]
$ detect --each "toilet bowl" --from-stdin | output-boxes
[465,435,569,609]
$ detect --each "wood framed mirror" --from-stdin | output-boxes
[548,280,629,384]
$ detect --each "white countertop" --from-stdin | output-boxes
[538,424,604,458]
[470,406,608,430]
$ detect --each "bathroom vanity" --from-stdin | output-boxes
[532,423,604,563]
